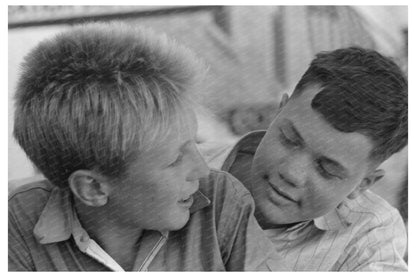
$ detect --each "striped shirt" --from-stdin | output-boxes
[202,130,408,271]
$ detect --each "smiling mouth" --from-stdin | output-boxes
[267,181,296,203]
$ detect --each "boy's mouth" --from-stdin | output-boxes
[178,195,194,208]
[267,180,297,203]
[261,173,297,204]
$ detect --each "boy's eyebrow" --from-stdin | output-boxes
[283,119,305,143]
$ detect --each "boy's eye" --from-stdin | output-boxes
[169,153,184,167]
[316,161,340,180]
[279,130,300,148]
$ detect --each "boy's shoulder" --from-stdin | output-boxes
[9,178,53,200]
[185,169,281,271]
[199,169,253,203]
[193,169,255,225]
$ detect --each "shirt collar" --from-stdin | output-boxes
[221,130,266,172]
[313,201,354,231]
[190,190,211,213]
[33,186,211,245]
[33,186,74,244]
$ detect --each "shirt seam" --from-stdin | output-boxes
[8,211,36,270]
[8,186,52,201]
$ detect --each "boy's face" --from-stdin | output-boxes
[109,110,210,231]
[250,84,375,227]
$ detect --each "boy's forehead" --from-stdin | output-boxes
[292,84,322,106]
[283,86,374,173]
[145,110,197,153]
[171,108,198,138]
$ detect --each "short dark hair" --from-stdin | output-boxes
[293,47,407,162]
[13,22,205,188]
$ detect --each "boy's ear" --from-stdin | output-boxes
[68,170,111,207]
[348,169,385,199]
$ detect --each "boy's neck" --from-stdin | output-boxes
[73,197,144,270]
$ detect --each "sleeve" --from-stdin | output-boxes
[337,210,407,271]
[8,207,35,271]
[216,174,288,271]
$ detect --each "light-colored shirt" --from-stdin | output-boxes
[207,130,408,271]
[9,169,286,271]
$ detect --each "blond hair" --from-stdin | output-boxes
[14,22,206,187]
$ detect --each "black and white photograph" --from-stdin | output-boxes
[7,4,409,271]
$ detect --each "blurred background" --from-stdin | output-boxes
[8,6,408,224]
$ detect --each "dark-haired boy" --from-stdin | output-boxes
[8,23,284,271]
[213,47,408,271]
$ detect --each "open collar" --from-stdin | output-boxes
[313,201,354,231]
[33,186,73,244]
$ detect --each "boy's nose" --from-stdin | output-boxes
[279,153,308,188]
[193,154,210,180]
[187,146,210,182]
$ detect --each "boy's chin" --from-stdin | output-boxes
[165,211,191,231]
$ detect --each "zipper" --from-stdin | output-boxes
[138,232,169,271]
[85,239,125,271]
